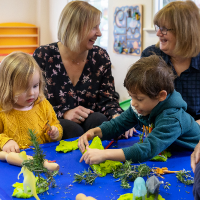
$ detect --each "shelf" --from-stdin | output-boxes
[0,22,39,54]
[143,27,156,32]
[0,34,38,37]
[0,45,39,48]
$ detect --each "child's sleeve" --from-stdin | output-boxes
[100,106,140,140]
[0,116,12,150]
[122,117,182,163]
[45,99,63,141]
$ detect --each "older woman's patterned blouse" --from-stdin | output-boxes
[33,43,123,120]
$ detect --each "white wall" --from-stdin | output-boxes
[108,0,158,101]
[0,0,159,102]
[0,0,37,24]
[36,0,51,45]
[48,0,68,44]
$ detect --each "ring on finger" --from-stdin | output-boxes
[79,116,83,121]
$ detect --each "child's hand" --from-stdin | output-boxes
[79,146,106,165]
[78,130,95,153]
[2,140,20,153]
[48,126,59,140]
[118,127,137,139]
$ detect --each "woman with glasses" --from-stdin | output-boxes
[142,1,200,124]
[142,1,200,199]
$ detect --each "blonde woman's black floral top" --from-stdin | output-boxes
[33,43,123,120]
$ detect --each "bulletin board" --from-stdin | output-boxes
[113,5,142,56]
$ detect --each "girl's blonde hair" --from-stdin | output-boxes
[0,51,45,111]
[154,1,200,58]
[58,0,101,52]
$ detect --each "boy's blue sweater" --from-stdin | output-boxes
[99,90,200,163]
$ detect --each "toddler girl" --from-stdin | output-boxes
[0,52,63,153]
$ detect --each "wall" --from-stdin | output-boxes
[108,0,158,101]
[48,0,68,44]
[0,0,37,24]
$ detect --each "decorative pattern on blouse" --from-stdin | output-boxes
[33,43,123,120]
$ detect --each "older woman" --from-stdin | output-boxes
[141,1,200,198]
[142,1,200,123]
[33,1,125,139]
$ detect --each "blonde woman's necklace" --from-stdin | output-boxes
[71,58,86,65]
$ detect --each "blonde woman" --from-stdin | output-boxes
[33,1,130,140]
[0,52,63,153]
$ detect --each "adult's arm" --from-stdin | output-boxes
[191,141,200,172]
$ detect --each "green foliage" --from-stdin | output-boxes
[21,129,58,189]
[112,160,152,189]
[73,168,99,185]
[176,169,194,185]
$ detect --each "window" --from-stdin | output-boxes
[88,0,108,50]
[155,0,200,13]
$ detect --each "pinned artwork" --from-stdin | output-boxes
[113,5,142,56]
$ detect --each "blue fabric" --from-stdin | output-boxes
[0,137,194,200]
[141,45,200,120]
[100,90,200,162]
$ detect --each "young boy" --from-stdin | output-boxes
[78,55,200,164]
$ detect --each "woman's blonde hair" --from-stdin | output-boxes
[0,51,45,111]
[58,0,101,52]
[154,1,200,58]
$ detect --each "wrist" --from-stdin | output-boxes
[112,113,120,119]
[93,127,102,138]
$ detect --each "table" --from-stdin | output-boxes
[0,136,194,200]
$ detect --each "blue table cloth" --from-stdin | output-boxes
[0,136,194,200]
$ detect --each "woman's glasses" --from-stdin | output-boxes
[155,25,173,35]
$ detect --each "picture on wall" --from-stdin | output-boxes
[113,5,142,56]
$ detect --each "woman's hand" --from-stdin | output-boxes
[191,141,200,172]
[63,106,94,123]
[48,126,59,140]
[79,146,106,165]
[2,140,20,153]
